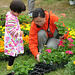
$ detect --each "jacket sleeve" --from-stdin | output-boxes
[29,25,39,58]
[6,16,18,37]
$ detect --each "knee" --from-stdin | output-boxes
[38,30,46,37]
[47,38,60,49]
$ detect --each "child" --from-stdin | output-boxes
[4,0,26,70]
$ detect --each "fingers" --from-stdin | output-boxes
[20,31,23,35]
[36,54,40,61]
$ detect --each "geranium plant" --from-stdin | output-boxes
[54,13,68,35]
[39,45,69,65]
[58,38,74,52]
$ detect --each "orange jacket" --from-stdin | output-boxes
[29,11,60,58]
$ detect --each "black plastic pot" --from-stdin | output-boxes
[28,63,51,75]
[7,73,14,75]
[26,49,32,55]
[58,63,64,68]
[28,70,43,75]
[58,62,68,68]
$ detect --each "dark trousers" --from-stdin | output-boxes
[8,56,15,66]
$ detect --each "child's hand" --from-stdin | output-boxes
[20,31,23,36]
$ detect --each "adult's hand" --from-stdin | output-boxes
[36,54,40,61]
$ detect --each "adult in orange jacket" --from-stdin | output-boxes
[29,8,64,61]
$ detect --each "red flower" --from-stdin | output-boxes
[61,13,66,17]
[22,14,24,15]
[65,51,73,54]
[45,49,51,53]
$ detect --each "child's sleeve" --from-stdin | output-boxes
[6,17,18,36]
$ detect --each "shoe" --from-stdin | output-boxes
[28,12,32,17]
[7,64,13,70]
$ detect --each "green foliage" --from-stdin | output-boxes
[64,55,75,75]
[54,15,68,35]
[0,15,5,26]
[68,0,74,1]
[18,14,32,24]
[12,59,35,75]
[0,52,8,60]
[64,60,75,75]
[0,26,5,37]
[39,46,70,65]
[58,39,74,52]
[24,44,29,54]
[20,23,30,35]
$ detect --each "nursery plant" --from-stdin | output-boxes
[18,14,32,24]
[0,14,5,26]
[39,45,70,65]
[20,22,30,35]
[12,59,36,75]
[54,13,68,35]
[64,55,75,75]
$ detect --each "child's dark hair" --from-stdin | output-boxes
[33,8,45,19]
[10,0,26,13]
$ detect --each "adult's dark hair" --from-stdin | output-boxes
[33,8,45,19]
[10,0,26,13]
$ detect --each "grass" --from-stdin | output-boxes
[0,54,66,75]
[0,0,75,75]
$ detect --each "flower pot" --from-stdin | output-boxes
[69,1,75,5]
[58,63,64,68]
[32,63,51,74]
[50,64,58,71]
[28,70,41,75]
[7,73,14,75]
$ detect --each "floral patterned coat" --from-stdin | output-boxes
[4,11,24,57]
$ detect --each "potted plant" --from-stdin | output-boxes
[68,0,75,5]
[12,59,35,75]
[39,45,69,70]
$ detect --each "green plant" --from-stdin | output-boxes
[54,13,68,35]
[39,45,69,65]
[58,38,74,52]
[0,15,5,26]
[20,23,30,35]
[0,52,8,60]
[18,14,32,24]
[68,0,74,1]
[12,59,35,75]
[64,60,75,75]
[0,26,5,38]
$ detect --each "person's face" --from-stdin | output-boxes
[11,11,21,17]
[34,17,46,27]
